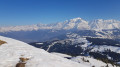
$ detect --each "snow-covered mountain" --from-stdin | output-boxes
[0,17,90,32]
[0,36,90,67]
[30,33,120,54]
[30,33,120,66]
[52,52,113,67]
[89,19,120,31]
[0,17,120,32]
[0,17,120,43]
[71,56,113,67]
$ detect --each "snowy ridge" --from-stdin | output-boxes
[91,45,120,53]
[66,33,90,44]
[65,33,120,53]
[51,52,113,67]
[66,33,91,48]
[71,56,113,67]
[45,33,91,51]
[0,17,120,32]
[89,19,120,31]
[0,36,89,67]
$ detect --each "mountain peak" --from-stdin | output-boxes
[70,17,83,22]
[95,19,103,22]
[62,17,89,30]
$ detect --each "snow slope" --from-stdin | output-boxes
[51,52,72,58]
[71,56,113,67]
[0,36,89,67]
[51,52,113,67]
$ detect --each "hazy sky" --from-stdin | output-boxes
[0,0,120,26]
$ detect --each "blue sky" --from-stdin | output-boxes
[0,0,120,26]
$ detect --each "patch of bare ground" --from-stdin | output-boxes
[0,40,6,45]
[16,57,29,67]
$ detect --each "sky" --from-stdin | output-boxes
[0,0,120,26]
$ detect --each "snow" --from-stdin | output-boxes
[46,41,59,51]
[36,43,43,45]
[66,33,91,48]
[66,33,88,44]
[51,52,72,58]
[71,56,113,67]
[1,17,120,32]
[117,62,120,64]
[0,36,89,67]
[89,19,120,31]
[63,17,90,30]
[51,53,114,67]
[91,45,120,53]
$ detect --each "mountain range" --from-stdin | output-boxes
[0,17,120,43]
[0,18,120,67]
[0,17,120,32]
[0,35,114,67]
[29,33,120,66]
